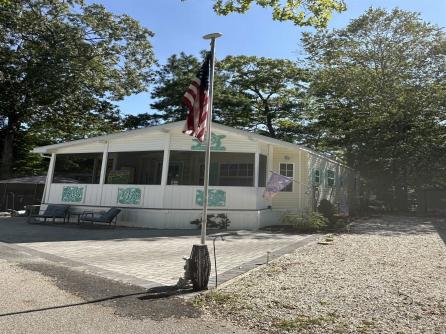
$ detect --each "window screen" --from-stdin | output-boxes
[106,151,164,185]
[168,151,255,187]
[313,169,321,184]
[327,170,335,187]
[53,153,102,184]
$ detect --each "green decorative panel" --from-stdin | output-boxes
[196,189,226,207]
[61,186,84,203]
[117,187,142,205]
[191,133,226,151]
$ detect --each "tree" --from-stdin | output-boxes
[212,0,346,28]
[0,0,155,178]
[150,52,203,124]
[130,53,308,140]
[302,8,446,210]
[218,55,308,139]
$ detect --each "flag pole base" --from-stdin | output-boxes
[189,244,211,291]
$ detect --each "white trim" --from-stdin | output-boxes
[161,132,171,186]
[31,121,352,170]
[99,141,109,205]
[298,150,303,210]
[254,143,260,188]
[42,153,56,203]
[279,162,295,192]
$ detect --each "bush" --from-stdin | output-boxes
[190,213,231,230]
[291,212,327,232]
[317,199,337,224]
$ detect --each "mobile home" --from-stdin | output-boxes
[33,122,359,229]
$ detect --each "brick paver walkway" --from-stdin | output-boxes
[0,217,316,288]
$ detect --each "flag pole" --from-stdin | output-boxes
[201,32,222,245]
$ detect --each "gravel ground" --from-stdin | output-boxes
[197,216,446,333]
[0,256,251,333]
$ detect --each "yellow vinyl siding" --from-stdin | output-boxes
[272,147,311,210]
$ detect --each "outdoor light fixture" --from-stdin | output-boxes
[203,32,223,40]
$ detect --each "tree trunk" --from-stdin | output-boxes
[189,244,211,291]
[266,114,276,138]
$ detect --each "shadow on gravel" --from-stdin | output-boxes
[15,262,201,320]
[349,215,444,237]
[432,220,446,247]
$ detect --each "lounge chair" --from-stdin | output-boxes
[27,204,69,224]
[79,208,121,227]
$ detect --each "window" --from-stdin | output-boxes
[258,154,267,187]
[53,153,103,184]
[279,163,293,192]
[168,151,255,187]
[313,169,321,185]
[327,170,335,187]
[106,151,164,185]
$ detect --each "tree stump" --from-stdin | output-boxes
[189,244,211,291]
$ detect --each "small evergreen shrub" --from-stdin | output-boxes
[291,212,327,232]
[317,199,337,224]
[190,213,231,230]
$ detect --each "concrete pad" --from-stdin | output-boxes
[0,217,315,288]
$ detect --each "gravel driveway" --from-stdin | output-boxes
[197,216,446,333]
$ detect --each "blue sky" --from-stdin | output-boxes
[88,0,446,116]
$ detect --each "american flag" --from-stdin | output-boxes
[182,54,211,142]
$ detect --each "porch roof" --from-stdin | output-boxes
[32,121,348,168]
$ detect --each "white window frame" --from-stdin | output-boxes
[279,162,294,192]
[313,169,321,185]
[327,169,335,187]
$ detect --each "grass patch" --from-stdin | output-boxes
[274,314,338,331]
[193,290,240,309]
[357,319,375,333]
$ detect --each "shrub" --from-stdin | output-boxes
[190,213,231,229]
[317,199,337,224]
[291,212,327,232]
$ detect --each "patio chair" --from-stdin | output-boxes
[79,207,121,227]
[27,204,69,224]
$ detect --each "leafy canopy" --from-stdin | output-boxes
[127,53,308,141]
[0,0,156,177]
[212,0,346,27]
[303,8,446,207]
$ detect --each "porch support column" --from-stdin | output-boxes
[298,149,303,211]
[267,144,274,176]
[99,141,109,185]
[42,153,56,204]
[99,141,109,205]
[254,146,260,188]
[161,132,171,186]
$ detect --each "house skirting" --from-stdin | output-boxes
[42,204,284,230]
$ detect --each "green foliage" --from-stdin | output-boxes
[317,199,336,224]
[0,0,155,178]
[212,0,346,28]
[219,55,308,139]
[303,8,446,210]
[292,212,327,232]
[132,53,308,140]
[275,314,338,331]
[190,213,231,229]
